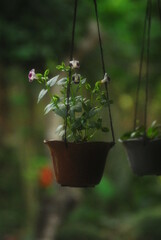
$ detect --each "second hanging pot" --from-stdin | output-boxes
[122,138,161,176]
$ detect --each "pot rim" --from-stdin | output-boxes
[44,139,115,146]
[119,137,161,144]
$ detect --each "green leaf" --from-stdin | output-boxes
[71,118,82,130]
[56,62,70,72]
[36,73,43,78]
[120,125,145,141]
[85,83,91,90]
[96,118,102,129]
[95,81,100,89]
[151,120,157,128]
[120,132,132,141]
[82,100,91,112]
[75,96,83,101]
[52,95,60,105]
[55,125,64,133]
[44,103,54,115]
[147,127,158,139]
[56,65,63,70]
[70,102,82,112]
[46,75,59,87]
[54,109,66,118]
[57,77,67,86]
[37,89,48,103]
[102,127,109,132]
[93,81,101,93]
[59,130,65,137]
[44,69,49,77]
[54,104,67,118]
[88,107,100,118]
[81,78,86,84]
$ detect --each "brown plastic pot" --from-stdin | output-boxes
[121,138,161,176]
[44,140,114,187]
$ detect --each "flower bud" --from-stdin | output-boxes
[72,73,80,84]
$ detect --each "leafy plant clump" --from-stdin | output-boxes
[120,121,161,141]
[28,61,112,142]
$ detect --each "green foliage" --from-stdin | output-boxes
[0,0,91,64]
[0,147,26,237]
[120,121,161,141]
[135,215,161,240]
[56,223,103,240]
[94,177,116,201]
[30,61,111,142]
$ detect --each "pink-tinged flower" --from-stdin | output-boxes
[69,59,80,69]
[101,73,111,84]
[28,69,37,82]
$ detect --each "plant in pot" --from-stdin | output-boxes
[119,0,161,176]
[29,60,115,187]
[120,121,161,176]
[28,0,115,187]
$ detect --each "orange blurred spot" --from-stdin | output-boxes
[39,167,54,187]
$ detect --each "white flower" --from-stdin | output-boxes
[69,59,80,69]
[101,73,110,84]
[72,73,80,84]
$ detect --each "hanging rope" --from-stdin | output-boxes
[93,0,115,143]
[65,0,115,143]
[93,0,106,75]
[64,0,78,143]
[158,0,161,21]
[133,0,149,130]
[133,0,152,133]
[144,0,152,133]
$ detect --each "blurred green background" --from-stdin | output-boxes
[0,0,161,239]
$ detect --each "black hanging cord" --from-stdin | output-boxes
[93,0,115,143]
[93,0,106,75]
[64,0,78,143]
[70,0,78,61]
[133,0,152,133]
[133,0,149,130]
[144,0,152,133]
[65,0,115,143]
[158,0,161,21]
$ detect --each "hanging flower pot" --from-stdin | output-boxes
[120,121,161,176]
[29,60,115,187]
[119,0,161,176]
[120,137,161,176]
[28,1,115,187]
[44,140,114,187]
